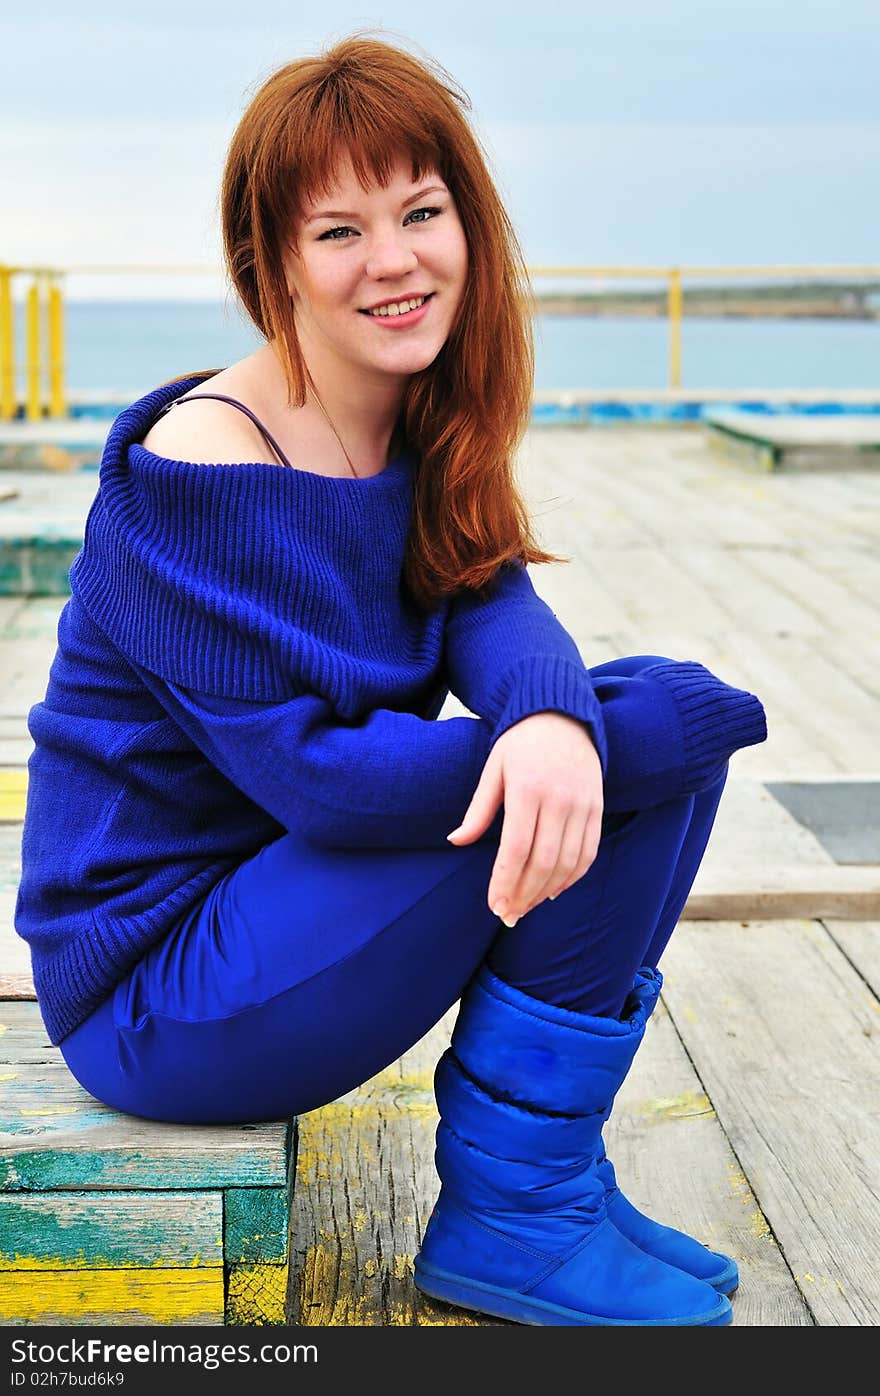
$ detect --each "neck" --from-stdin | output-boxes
[264,340,407,470]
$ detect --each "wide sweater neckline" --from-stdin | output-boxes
[68,375,421,703]
[132,373,412,486]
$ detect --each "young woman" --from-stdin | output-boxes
[15,34,768,1327]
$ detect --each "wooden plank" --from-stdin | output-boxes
[608,996,812,1325]
[2,1064,294,1194]
[823,919,880,998]
[660,919,880,1326]
[288,1007,500,1326]
[705,411,880,448]
[0,1001,62,1061]
[226,1261,289,1326]
[0,1190,223,1269]
[0,770,26,822]
[0,596,66,717]
[224,1187,289,1265]
[681,866,880,921]
[0,976,33,999]
[0,1267,224,1326]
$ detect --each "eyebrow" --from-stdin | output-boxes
[306,184,448,224]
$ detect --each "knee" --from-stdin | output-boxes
[590,653,676,679]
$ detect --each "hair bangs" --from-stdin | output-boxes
[277,85,448,251]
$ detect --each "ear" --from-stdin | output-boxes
[281,242,300,300]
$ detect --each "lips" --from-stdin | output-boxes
[359,293,435,316]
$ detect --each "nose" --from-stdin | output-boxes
[364,225,419,281]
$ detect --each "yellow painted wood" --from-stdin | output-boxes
[25,281,41,423]
[668,267,682,387]
[0,1268,224,1325]
[0,768,27,823]
[47,280,66,418]
[225,1261,289,1326]
[0,266,14,421]
[289,1022,505,1326]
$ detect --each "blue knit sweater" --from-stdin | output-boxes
[14,375,767,1045]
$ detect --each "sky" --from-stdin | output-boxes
[2,0,878,300]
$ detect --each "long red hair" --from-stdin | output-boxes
[170,31,567,609]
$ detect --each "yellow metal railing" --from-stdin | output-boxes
[0,265,68,420]
[1,262,879,419]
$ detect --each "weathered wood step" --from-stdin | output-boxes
[0,1000,296,1326]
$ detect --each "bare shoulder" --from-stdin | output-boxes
[138,376,278,466]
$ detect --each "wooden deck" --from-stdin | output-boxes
[2,422,879,1325]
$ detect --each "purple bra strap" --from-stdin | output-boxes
[155,392,294,470]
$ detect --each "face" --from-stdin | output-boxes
[283,150,469,385]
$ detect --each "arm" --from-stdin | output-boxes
[443,560,608,777]
[128,658,502,851]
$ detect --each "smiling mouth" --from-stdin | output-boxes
[358,293,435,318]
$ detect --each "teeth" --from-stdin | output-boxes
[367,296,426,317]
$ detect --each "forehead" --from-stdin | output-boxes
[300,149,440,211]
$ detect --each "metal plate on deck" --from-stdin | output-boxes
[765,781,880,865]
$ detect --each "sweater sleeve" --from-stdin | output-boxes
[591,659,769,813]
[443,560,609,777]
[128,659,502,851]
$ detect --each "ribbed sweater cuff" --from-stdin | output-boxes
[640,660,768,791]
[488,655,608,776]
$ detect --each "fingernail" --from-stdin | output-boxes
[502,915,518,928]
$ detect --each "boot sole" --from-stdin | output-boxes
[414,1257,733,1326]
[709,1259,740,1297]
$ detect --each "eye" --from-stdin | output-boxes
[318,206,444,241]
[407,206,443,225]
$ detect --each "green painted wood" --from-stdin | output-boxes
[2,1078,295,1192]
[1,1003,296,1194]
[0,1191,223,1269]
[0,544,78,598]
[224,1187,289,1265]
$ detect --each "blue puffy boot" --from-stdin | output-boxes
[414,966,732,1326]
[596,966,739,1297]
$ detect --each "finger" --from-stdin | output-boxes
[448,758,504,846]
[523,805,585,913]
[546,807,603,902]
[487,794,539,919]
[502,797,567,921]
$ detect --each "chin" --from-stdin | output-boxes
[366,347,444,377]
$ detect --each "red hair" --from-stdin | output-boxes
[176,31,566,609]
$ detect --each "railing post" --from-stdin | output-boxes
[26,277,43,420]
[0,266,14,420]
[668,267,682,388]
[48,276,66,418]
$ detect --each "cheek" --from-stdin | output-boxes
[446,225,469,285]
[305,256,356,306]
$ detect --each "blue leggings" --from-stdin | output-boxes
[59,655,729,1125]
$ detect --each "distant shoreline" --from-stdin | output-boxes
[533,297,878,320]
[532,284,879,319]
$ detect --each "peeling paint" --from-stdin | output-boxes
[19,1106,80,1117]
[0,1268,224,1323]
[750,1209,773,1242]
[640,1091,715,1121]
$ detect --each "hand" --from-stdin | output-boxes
[447,711,604,926]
